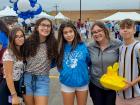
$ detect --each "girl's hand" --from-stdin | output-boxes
[12,95,20,105]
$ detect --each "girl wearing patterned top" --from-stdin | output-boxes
[57,22,90,105]
[23,18,57,105]
[2,27,25,105]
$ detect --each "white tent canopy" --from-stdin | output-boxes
[34,12,55,20]
[31,12,55,23]
[0,6,17,17]
[55,12,69,20]
[102,12,140,21]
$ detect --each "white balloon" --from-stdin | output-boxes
[17,0,32,12]
[30,18,36,23]
[25,19,31,24]
[10,0,18,3]
[30,8,34,11]
[18,18,24,23]
[17,10,21,14]
[18,22,23,26]
[35,4,39,9]
[33,4,39,11]
[33,7,37,11]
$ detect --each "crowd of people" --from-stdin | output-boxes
[0,17,140,105]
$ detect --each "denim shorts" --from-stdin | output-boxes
[24,72,50,96]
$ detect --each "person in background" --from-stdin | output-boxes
[135,23,140,37]
[0,20,9,51]
[23,18,57,105]
[0,19,9,79]
[1,27,25,105]
[88,21,122,105]
[0,19,9,105]
[57,21,90,105]
[116,19,140,105]
[80,23,87,42]
[85,20,90,39]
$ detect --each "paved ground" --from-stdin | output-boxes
[49,68,93,105]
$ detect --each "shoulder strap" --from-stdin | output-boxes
[131,41,139,98]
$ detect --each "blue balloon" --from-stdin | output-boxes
[31,15,34,18]
[30,2,35,7]
[34,5,42,15]
[30,12,34,15]
[30,0,37,7]
[30,0,37,4]
[18,14,22,17]
[19,12,27,19]
[9,0,13,3]
[18,13,22,17]
[23,13,27,17]
[22,16,28,19]
[13,2,18,11]
[22,21,26,26]
[27,14,31,18]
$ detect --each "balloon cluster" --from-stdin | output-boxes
[9,0,42,24]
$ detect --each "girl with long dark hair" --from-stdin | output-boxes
[23,18,57,105]
[57,21,90,105]
[2,27,25,105]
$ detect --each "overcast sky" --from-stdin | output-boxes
[0,0,140,11]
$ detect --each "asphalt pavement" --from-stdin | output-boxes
[49,68,93,105]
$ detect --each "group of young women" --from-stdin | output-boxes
[1,17,140,105]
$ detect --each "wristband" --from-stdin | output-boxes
[11,92,17,96]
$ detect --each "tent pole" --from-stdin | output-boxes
[80,0,81,20]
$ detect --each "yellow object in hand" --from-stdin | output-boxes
[100,62,126,91]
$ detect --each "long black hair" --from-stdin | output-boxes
[57,21,81,69]
[24,18,57,60]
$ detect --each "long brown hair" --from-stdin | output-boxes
[57,21,81,69]
[24,18,57,60]
[8,27,25,60]
[91,21,110,40]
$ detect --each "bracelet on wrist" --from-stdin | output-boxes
[11,92,17,96]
